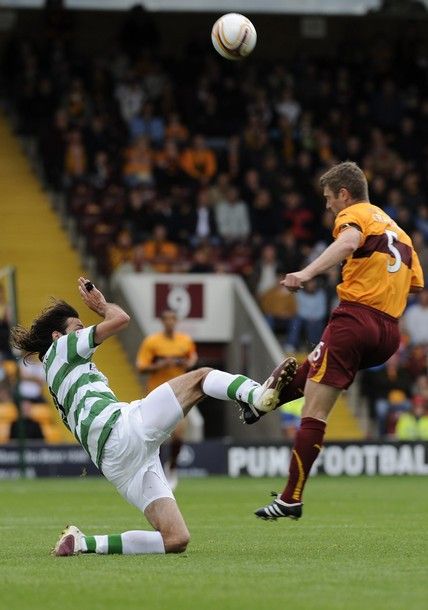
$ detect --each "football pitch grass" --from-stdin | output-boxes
[1,476,427,610]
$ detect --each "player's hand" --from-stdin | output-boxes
[280,271,310,293]
[154,357,176,370]
[78,277,108,316]
[173,357,186,366]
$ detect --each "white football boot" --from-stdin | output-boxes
[52,525,85,556]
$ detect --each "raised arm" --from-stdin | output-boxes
[78,277,130,344]
[281,227,361,292]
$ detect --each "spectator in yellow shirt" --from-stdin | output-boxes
[136,310,198,488]
[395,397,428,440]
[108,229,135,273]
[180,134,217,185]
[142,225,179,273]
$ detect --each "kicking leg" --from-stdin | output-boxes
[168,366,262,416]
[254,379,340,520]
[168,362,298,421]
[278,359,310,405]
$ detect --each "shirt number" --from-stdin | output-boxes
[385,230,402,273]
[310,341,325,363]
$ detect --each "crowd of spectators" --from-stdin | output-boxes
[361,288,428,439]
[0,281,63,443]
[2,12,428,439]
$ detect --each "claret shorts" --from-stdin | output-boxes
[308,301,400,390]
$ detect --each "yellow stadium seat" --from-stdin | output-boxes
[0,422,11,443]
[42,424,64,444]
[0,402,18,423]
[29,403,53,425]
[2,359,18,383]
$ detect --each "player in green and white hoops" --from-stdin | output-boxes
[11,277,296,556]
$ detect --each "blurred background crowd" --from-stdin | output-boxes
[1,3,428,442]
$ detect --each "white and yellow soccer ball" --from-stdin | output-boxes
[211,13,257,61]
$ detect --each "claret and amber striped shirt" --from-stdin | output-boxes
[333,202,424,318]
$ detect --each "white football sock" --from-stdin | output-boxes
[122,530,165,554]
[202,370,261,405]
[83,531,165,554]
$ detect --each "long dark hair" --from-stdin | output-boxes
[10,299,79,361]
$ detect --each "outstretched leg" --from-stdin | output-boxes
[168,366,262,416]
[168,363,297,420]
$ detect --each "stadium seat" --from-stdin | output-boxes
[2,359,18,383]
[41,423,65,444]
[0,422,11,443]
[0,402,18,422]
[29,403,54,425]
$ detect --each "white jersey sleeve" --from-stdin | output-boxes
[74,326,98,361]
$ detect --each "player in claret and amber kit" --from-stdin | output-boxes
[248,161,424,520]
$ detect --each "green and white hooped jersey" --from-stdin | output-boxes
[43,326,122,468]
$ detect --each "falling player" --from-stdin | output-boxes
[11,277,296,555]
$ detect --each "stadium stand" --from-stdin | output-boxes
[0,115,144,442]
[2,8,428,440]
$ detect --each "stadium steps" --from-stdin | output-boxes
[291,353,364,441]
[325,394,364,440]
[0,113,143,441]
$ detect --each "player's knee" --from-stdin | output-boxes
[164,530,190,554]
[197,367,213,382]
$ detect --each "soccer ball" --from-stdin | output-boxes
[211,13,257,61]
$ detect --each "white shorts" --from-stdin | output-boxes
[101,383,183,512]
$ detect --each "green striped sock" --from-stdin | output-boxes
[84,536,96,553]
[227,376,260,404]
[108,535,123,554]
[83,535,123,554]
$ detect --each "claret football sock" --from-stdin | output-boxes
[278,360,310,405]
[202,370,261,405]
[83,531,165,555]
[281,416,326,504]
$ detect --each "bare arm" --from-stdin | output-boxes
[78,277,130,344]
[169,351,199,371]
[135,338,175,373]
[138,357,178,373]
[137,349,198,374]
[281,227,362,292]
[137,352,198,373]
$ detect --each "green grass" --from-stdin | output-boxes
[1,476,427,610]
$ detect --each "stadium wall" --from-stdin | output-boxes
[1,441,427,478]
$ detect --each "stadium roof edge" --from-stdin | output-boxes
[1,0,383,15]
